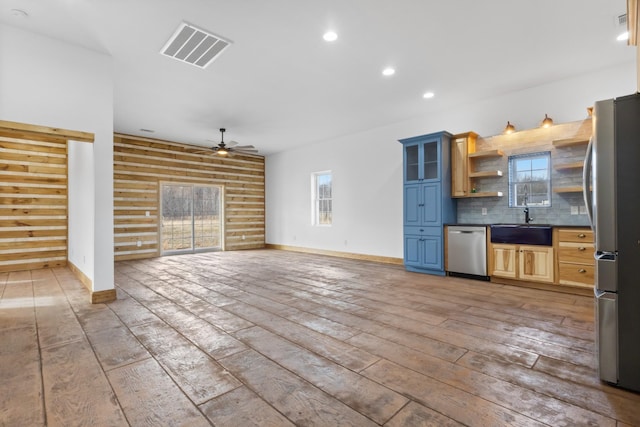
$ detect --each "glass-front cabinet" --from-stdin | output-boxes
[399,131,456,275]
[403,138,440,183]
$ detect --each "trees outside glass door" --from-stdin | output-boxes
[161,183,222,254]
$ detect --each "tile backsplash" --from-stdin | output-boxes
[455,119,591,226]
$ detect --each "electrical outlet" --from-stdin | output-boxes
[137,240,142,247]
[241,234,246,240]
[145,211,150,217]
[482,208,487,216]
[579,205,587,215]
[571,206,579,215]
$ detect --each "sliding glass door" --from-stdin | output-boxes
[161,183,222,254]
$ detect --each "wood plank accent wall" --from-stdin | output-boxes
[0,130,69,272]
[113,134,265,261]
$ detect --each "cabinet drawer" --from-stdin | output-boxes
[558,263,594,287]
[405,226,441,236]
[558,242,595,264]
[558,229,593,243]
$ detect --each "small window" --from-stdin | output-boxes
[508,152,551,207]
[312,171,332,226]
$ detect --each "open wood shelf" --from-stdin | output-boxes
[466,191,504,198]
[553,186,585,193]
[468,149,504,159]
[552,138,589,148]
[554,161,584,171]
[469,170,503,178]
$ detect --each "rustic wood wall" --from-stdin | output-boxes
[113,134,265,261]
[0,130,69,272]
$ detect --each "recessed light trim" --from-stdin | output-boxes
[423,91,435,99]
[382,67,395,76]
[323,31,338,42]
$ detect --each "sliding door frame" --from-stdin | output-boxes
[159,181,224,256]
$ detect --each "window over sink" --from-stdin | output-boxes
[508,152,551,208]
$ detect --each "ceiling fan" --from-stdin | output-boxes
[200,128,258,156]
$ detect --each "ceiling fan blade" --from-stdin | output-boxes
[227,140,240,147]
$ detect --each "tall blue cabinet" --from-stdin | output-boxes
[399,131,456,275]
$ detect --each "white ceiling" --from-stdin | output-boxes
[0,0,634,155]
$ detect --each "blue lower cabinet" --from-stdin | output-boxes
[399,131,456,276]
[404,228,443,274]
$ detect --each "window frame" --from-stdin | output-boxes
[508,152,552,208]
[311,171,332,226]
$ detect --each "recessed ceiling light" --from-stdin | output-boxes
[617,31,629,41]
[10,9,28,18]
[323,31,338,42]
[382,67,395,76]
[423,91,435,99]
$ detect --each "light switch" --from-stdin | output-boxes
[571,206,579,215]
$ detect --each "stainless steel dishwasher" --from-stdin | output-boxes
[447,225,488,279]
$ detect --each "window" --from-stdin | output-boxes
[312,171,332,225]
[508,152,551,207]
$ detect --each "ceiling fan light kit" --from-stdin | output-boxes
[196,128,258,157]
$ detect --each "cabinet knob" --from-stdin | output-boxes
[578,268,587,273]
[578,247,586,251]
[578,233,586,238]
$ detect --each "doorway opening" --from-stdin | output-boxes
[160,183,223,255]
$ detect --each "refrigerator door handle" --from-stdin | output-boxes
[583,136,594,231]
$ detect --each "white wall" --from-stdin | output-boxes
[266,61,637,259]
[0,24,114,291]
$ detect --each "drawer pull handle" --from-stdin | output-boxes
[578,268,587,273]
[578,247,586,251]
[578,233,586,238]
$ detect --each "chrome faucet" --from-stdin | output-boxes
[523,191,533,224]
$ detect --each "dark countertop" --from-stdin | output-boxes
[445,223,591,228]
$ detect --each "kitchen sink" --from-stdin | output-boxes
[490,224,553,246]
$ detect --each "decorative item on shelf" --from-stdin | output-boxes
[504,121,516,134]
[471,186,477,193]
[541,114,553,128]
[587,106,594,117]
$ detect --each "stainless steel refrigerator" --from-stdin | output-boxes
[583,92,640,392]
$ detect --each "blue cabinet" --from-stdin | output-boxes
[399,131,456,275]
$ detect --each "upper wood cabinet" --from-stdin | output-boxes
[451,132,476,197]
[451,132,504,198]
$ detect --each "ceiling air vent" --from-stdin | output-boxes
[161,22,231,69]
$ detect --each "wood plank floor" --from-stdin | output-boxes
[2,249,640,426]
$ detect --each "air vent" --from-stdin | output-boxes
[161,22,231,69]
[617,13,627,27]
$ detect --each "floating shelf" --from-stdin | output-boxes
[469,170,503,178]
[554,161,584,171]
[554,186,585,193]
[468,149,504,159]
[466,191,504,198]
[552,138,590,148]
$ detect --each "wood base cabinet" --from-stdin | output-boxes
[491,243,554,283]
[557,228,594,288]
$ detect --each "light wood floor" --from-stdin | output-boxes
[2,249,640,426]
